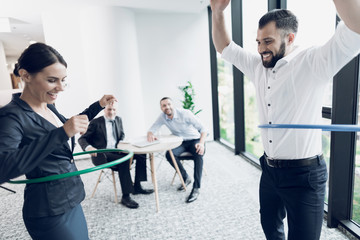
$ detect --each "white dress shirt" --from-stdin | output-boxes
[148,108,207,141]
[39,110,72,148]
[222,22,360,159]
[104,116,117,149]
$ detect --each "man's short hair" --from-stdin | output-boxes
[160,97,172,104]
[259,9,298,36]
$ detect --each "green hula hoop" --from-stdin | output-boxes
[8,149,133,184]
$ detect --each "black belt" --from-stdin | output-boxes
[264,154,323,168]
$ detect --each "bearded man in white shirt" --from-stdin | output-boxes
[147,97,207,203]
[211,0,360,239]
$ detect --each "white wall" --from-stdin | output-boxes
[40,5,213,140]
[42,7,90,115]
[135,9,213,139]
[0,41,11,90]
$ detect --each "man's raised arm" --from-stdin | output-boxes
[333,0,360,34]
[210,0,232,53]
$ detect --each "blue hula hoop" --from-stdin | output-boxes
[258,124,360,132]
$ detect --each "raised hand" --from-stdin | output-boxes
[210,0,231,13]
[99,95,117,108]
[210,0,232,53]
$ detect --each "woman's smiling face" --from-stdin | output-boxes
[23,62,67,105]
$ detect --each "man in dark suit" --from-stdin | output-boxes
[78,103,153,209]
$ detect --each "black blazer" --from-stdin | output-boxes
[78,116,124,165]
[0,93,103,218]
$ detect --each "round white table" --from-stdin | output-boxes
[117,135,186,212]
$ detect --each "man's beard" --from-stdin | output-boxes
[261,41,286,68]
[164,109,172,116]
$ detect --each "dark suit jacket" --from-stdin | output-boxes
[78,116,124,165]
[0,93,103,218]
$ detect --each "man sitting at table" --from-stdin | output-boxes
[78,103,153,209]
[147,97,207,203]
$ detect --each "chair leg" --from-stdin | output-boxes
[203,166,208,176]
[129,156,134,170]
[170,160,184,185]
[111,170,118,204]
[91,170,104,198]
[171,171,177,185]
[170,160,207,185]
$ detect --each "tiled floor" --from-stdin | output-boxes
[0,141,354,239]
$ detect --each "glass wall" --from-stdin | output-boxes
[217,5,235,145]
[287,0,336,49]
[353,85,360,224]
[288,0,336,204]
[354,140,360,224]
[242,0,267,158]
[322,118,331,203]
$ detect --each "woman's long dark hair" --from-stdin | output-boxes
[13,42,67,77]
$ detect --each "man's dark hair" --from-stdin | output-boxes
[160,97,172,104]
[259,9,298,37]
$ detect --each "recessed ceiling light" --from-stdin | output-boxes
[0,18,11,32]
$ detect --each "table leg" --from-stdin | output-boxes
[150,153,160,212]
[168,149,187,191]
[129,155,134,169]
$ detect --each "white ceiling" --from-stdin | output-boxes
[0,0,210,60]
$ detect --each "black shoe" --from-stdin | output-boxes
[186,188,200,203]
[177,177,192,191]
[133,184,154,195]
[121,196,139,209]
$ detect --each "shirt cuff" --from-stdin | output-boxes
[85,145,94,151]
[221,41,235,60]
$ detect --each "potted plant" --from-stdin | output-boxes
[178,81,202,115]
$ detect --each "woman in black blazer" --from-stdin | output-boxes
[0,43,116,240]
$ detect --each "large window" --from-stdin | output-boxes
[287,0,336,49]
[288,0,336,205]
[242,0,267,158]
[353,85,360,225]
[322,118,331,203]
[354,139,360,224]
[217,5,235,145]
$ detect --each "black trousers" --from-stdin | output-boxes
[259,155,327,240]
[92,152,147,195]
[165,139,204,188]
